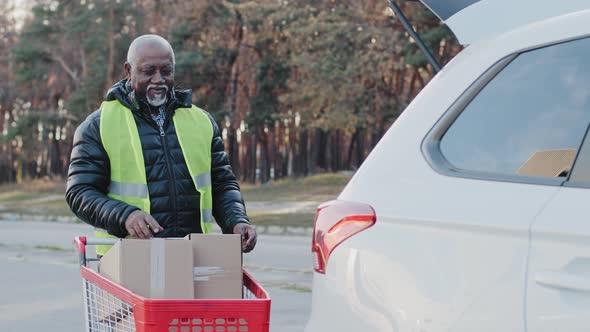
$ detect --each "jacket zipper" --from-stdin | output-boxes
[156,109,179,232]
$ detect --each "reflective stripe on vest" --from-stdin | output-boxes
[95,100,214,256]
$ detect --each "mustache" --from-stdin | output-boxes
[147,84,169,93]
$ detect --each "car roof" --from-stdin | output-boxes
[417,0,590,45]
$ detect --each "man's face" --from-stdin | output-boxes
[125,42,174,107]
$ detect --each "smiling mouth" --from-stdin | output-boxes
[149,87,167,94]
[145,85,169,107]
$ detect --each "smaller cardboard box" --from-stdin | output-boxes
[99,308,134,332]
[99,238,194,299]
[185,234,243,299]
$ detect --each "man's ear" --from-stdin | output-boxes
[124,62,131,80]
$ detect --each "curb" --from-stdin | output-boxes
[0,213,313,237]
[0,213,78,223]
[254,224,313,237]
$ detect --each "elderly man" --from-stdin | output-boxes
[66,34,256,255]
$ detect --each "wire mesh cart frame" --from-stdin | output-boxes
[74,236,271,332]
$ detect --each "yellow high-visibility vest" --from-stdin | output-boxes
[95,99,214,255]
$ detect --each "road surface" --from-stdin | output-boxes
[0,220,313,331]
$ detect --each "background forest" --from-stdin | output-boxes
[0,0,462,185]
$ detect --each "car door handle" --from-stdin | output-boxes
[535,271,590,292]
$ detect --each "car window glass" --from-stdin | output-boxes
[440,37,590,178]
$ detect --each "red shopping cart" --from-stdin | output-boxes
[74,236,271,332]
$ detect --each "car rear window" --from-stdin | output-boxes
[440,37,590,178]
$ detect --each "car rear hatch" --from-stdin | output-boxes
[416,0,590,45]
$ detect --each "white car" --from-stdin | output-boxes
[306,1,590,331]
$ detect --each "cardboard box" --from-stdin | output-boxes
[98,306,134,332]
[112,316,134,332]
[185,234,243,299]
[99,238,194,299]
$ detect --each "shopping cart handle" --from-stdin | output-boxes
[74,236,87,254]
[84,238,121,246]
[74,237,120,254]
[74,236,120,266]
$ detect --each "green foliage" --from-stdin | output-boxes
[402,25,454,67]
[247,55,290,130]
[0,0,462,183]
[271,3,393,132]
[169,2,237,118]
[11,0,140,117]
[1,111,61,146]
[11,46,51,83]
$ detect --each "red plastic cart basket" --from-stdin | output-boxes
[75,236,271,332]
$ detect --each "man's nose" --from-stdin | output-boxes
[151,70,165,83]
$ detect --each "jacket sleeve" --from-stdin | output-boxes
[65,110,138,237]
[206,112,250,234]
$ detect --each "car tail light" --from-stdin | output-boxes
[312,200,376,274]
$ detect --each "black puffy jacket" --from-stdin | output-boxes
[66,80,249,237]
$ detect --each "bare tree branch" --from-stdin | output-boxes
[47,50,79,86]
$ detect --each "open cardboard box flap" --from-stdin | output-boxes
[185,233,243,299]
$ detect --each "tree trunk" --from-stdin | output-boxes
[406,69,419,105]
[356,127,365,169]
[8,145,14,183]
[308,129,318,175]
[269,124,277,180]
[299,128,308,176]
[273,121,284,180]
[226,9,243,175]
[51,129,61,176]
[258,129,270,183]
[347,128,358,167]
[0,103,5,135]
[335,131,341,171]
[317,129,328,171]
[247,134,257,183]
[105,2,116,89]
[288,124,297,177]
[227,128,240,179]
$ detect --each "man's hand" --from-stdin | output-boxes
[233,223,257,253]
[125,210,164,239]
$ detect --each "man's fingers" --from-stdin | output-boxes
[244,238,256,252]
[246,233,257,251]
[136,218,152,238]
[125,211,161,239]
[244,240,255,252]
[134,224,146,239]
[127,226,137,238]
[242,227,257,253]
[245,229,254,244]
[131,223,143,238]
[145,216,163,234]
[130,219,150,239]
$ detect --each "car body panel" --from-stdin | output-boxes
[418,0,590,45]
[306,7,590,332]
[528,187,590,332]
[307,184,556,331]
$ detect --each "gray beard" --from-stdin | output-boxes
[146,84,168,107]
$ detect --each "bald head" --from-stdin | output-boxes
[126,34,175,67]
[124,35,176,108]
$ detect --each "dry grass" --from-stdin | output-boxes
[0,177,66,194]
[0,177,71,217]
[0,173,351,226]
[241,172,351,202]
[248,211,316,228]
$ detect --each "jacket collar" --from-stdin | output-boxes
[105,79,193,113]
